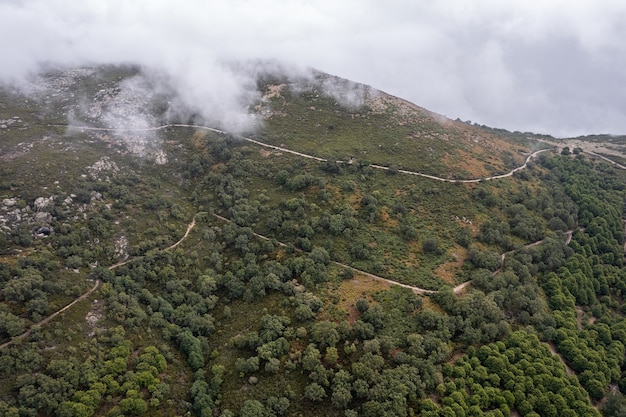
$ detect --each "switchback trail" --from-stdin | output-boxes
[587,151,626,170]
[58,123,552,183]
[214,212,579,296]
[0,215,198,350]
[0,278,101,350]
[167,216,197,250]
[489,229,578,278]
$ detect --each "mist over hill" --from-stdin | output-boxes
[3,1,626,137]
[2,63,547,176]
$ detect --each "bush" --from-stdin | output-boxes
[422,237,441,255]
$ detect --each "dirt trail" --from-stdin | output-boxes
[167,216,196,250]
[46,123,564,296]
[211,214,581,297]
[0,279,101,350]
[12,123,602,349]
[61,123,552,183]
[587,151,626,170]
[0,215,198,350]
[331,261,437,295]
[547,341,575,376]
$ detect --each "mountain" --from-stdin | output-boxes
[0,65,624,417]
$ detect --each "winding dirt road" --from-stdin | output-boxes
[167,216,196,250]
[210,213,577,296]
[0,215,198,350]
[59,123,552,183]
[587,151,626,170]
[7,123,595,349]
[0,278,102,350]
[49,123,571,296]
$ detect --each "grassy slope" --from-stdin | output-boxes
[1,66,620,416]
[254,74,535,179]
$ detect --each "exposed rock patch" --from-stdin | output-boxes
[154,150,168,165]
[34,196,54,211]
[86,157,120,182]
[114,235,129,261]
[85,298,105,337]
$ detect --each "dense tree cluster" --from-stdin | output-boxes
[0,328,170,416]
[433,331,599,417]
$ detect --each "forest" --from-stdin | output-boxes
[0,69,625,417]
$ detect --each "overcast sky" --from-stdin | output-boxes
[2,0,625,137]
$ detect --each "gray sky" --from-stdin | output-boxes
[2,0,625,137]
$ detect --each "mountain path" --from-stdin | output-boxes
[167,216,196,250]
[210,214,576,296]
[12,123,602,346]
[57,123,553,182]
[0,215,197,350]
[0,278,101,350]
[47,123,578,296]
[587,151,626,170]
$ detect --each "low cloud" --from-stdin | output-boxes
[1,0,625,137]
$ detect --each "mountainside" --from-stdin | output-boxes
[253,72,536,179]
[0,65,625,417]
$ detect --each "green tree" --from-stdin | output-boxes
[304,383,327,402]
[119,397,147,415]
[603,393,626,417]
[422,237,441,255]
[240,399,266,417]
[310,321,340,349]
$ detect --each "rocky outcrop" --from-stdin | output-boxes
[86,157,120,182]
[0,195,57,235]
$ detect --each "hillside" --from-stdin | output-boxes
[0,65,625,417]
[253,71,538,179]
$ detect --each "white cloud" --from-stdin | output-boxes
[1,0,625,136]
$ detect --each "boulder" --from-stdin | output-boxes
[34,196,54,211]
[34,212,52,223]
[2,198,17,208]
[35,226,52,237]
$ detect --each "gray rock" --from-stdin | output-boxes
[2,198,17,208]
[34,196,54,211]
[34,212,52,223]
[35,226,52,237]
[7,210,21,222]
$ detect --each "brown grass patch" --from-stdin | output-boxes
[349,189,363,210]
[0,248,34,265]
[420,296,445,314]
[442,149,490,178]
[210,163,225,172]
[335,275,392,324]
[403,241,421,267]
[190,130,208,149]
[380,206,398,228]
[434,246,468,285]
[258,148,275,157]
[324,183,344,202]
